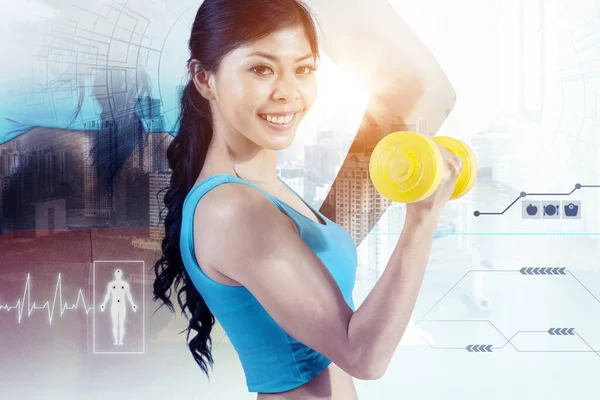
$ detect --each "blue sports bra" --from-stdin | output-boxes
[179,173,357,393]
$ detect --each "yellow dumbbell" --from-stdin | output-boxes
[369,131,477,203]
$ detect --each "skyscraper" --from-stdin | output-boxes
[334,152,391,246]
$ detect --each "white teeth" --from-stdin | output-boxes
[261,113,294,124]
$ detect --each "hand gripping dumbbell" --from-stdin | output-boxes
[369,131,477,203]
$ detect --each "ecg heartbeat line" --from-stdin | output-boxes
[474,183,600,216]
[0,273,93,324]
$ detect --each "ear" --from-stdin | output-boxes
[189,58,215,101]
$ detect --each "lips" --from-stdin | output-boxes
[258,112,299,130]
[258,111,299,125]
[259,110,298,117]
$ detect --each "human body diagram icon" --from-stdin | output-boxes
[99,269,138,345]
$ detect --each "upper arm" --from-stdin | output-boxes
[307,0,455,132]
[193,184,364,378]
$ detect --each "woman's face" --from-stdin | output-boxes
[204,25,318,151]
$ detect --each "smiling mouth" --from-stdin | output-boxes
[258,112,298,127]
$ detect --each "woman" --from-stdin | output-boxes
[152,0,462,399]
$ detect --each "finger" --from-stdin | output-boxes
[445,152,462,175]
[435,144,462,181]
[453,156,463,174]
[437,145,459,167]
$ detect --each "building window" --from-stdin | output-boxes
[48,207,55,232]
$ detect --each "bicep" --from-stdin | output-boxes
[194,185,358,376]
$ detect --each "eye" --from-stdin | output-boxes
[252,64,273,75]
[298,65,318,75]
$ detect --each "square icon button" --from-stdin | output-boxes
[562,200,581,219]
[522,200,541,219]
[542,201,560,219]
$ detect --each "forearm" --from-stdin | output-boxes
[347,209,440,378]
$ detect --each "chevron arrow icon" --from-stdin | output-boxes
[466,344,493,352]
[548,327,575,335]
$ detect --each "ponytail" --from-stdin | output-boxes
[152,75,215,376]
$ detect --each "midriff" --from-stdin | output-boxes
[256,363,358,400]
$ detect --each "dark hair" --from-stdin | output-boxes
[152,0,321,378]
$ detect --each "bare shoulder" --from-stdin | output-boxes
[192,182,296,273]
[193,182,291,231]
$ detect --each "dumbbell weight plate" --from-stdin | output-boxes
[432,136,477,200]
[369,131,444,203]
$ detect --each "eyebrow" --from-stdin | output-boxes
[246,51,314,63]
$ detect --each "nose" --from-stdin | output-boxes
[272,73,300,102]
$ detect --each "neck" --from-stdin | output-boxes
[232,150,277,184]
[205,131,278,186]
